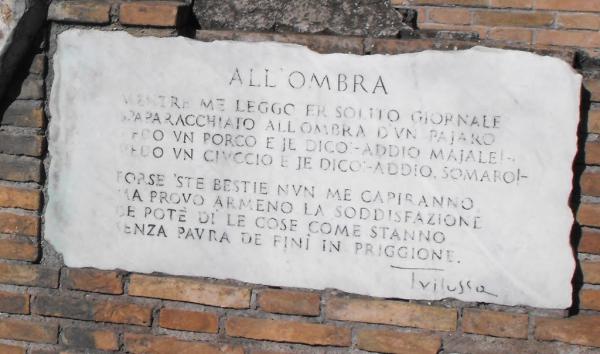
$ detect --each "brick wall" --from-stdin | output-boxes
[0,0,599,353]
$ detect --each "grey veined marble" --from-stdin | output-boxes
[47,29,581,309]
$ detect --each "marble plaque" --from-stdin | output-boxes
[47,29,581,308]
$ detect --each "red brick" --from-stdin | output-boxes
[0,344,25,354]
[48,1,111,24]
[0,237,39,261]
[32,294,152,326]
[558,13,600,30]
[0,133,45,157]
[61,327,119,351]
[536,30,600,48]
[474,10,553,27]
[579,228,600,254]
[419,22,488,38]
[582,261,600,284]
[0,290,29,314]
[428,8,472,25]
[487,27,533,44]
[63,268,123,294]
[536,0,600,12]
[462,309,528,339]
[396,0,488,6]
[586,143,600,165]
[1,101,45,128]
[159,308,219,333]
[125,333,244,354]
[0,263,58,288]
[326,297,456,332]
[226,317,351,347]
[535,315,600,347]
[0,211,39,236]
[588,109,600,134]
[357,329,441,354]
[490,0,533,9]
[0,154,42,183]
[577,203,600,227]
[586,78,600,102]
[580,289,600,311]
[581,171,600,196]
[128,274,250,309]
[258,289,320,316]
[0,318,57,343]
[120,1,188,27]
[0,186,41,210]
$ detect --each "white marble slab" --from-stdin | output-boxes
[47,29,581,308]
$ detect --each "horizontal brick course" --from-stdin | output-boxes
[582,261,600,284]
[129,274,250,308]
[125,333,244,354]
[535,0,600,12]
[32,294,152,326]
[579,228,600,254]
[1,100,45,128]
[63,268,123,295]
[580,289,600,311]
[0,237,39,261]
[0,186,41,210]
[0,263,58,288]
[0,318,58,344]
[226,316,351,346]
[258,289,320,316]
[474,10,554,27]
[535,315,600,347]
[119,1,188,27]
[577,203,600,227]
[462,309,528,339]
[0,154,43,182]
[0,290,29,314]
[0,344,25,354]
[159,308,219,333]
[48,1,111,24]
[357,329,441,354]
[536,30,600,48]
[0,211,39,236]
[0,133,45,157]
[326,297,457,331]
[61,327,119,351]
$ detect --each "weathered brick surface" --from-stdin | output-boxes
[61,327,119,351]
[474,10,553,27]
[159,308,219,333]
[589,109,600,134]
[428,8,472,25]
[581,171,600,197]
[326,297,457,331]
[0,154,42,182]
[63,268,123,294]
[356,329,441,354]
[0,133,45,157]
[582,261,600,284]
[535,0,600,12]
[535,315,600,347]
[558,13,600,30]
[586,78,600,103]
[1,100,45,128]
[462,309,528,339]
[16,76,44,100]
[0,186,41,210]
[536,30,600,48]
[48,1,111,24]
[129,274,250,308]
[196,30,364,54]
[0,290,29,314]
[0,344,25,354]
[0,263,58,288]
[0,211,40,236]
[226,317,351,346]
[579,228,600,254]
[486,27,533,44]
[0,237,39,261]
[444,335,589,354]
[125,333,244,354]
[0,318,58,343]
[119,1,188,27]
[258,289,320,316]
[577,203,600,227]
[580,289,600,311]
[490,0,533,9]
[29,54,46,76]
[32,294,152,326]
